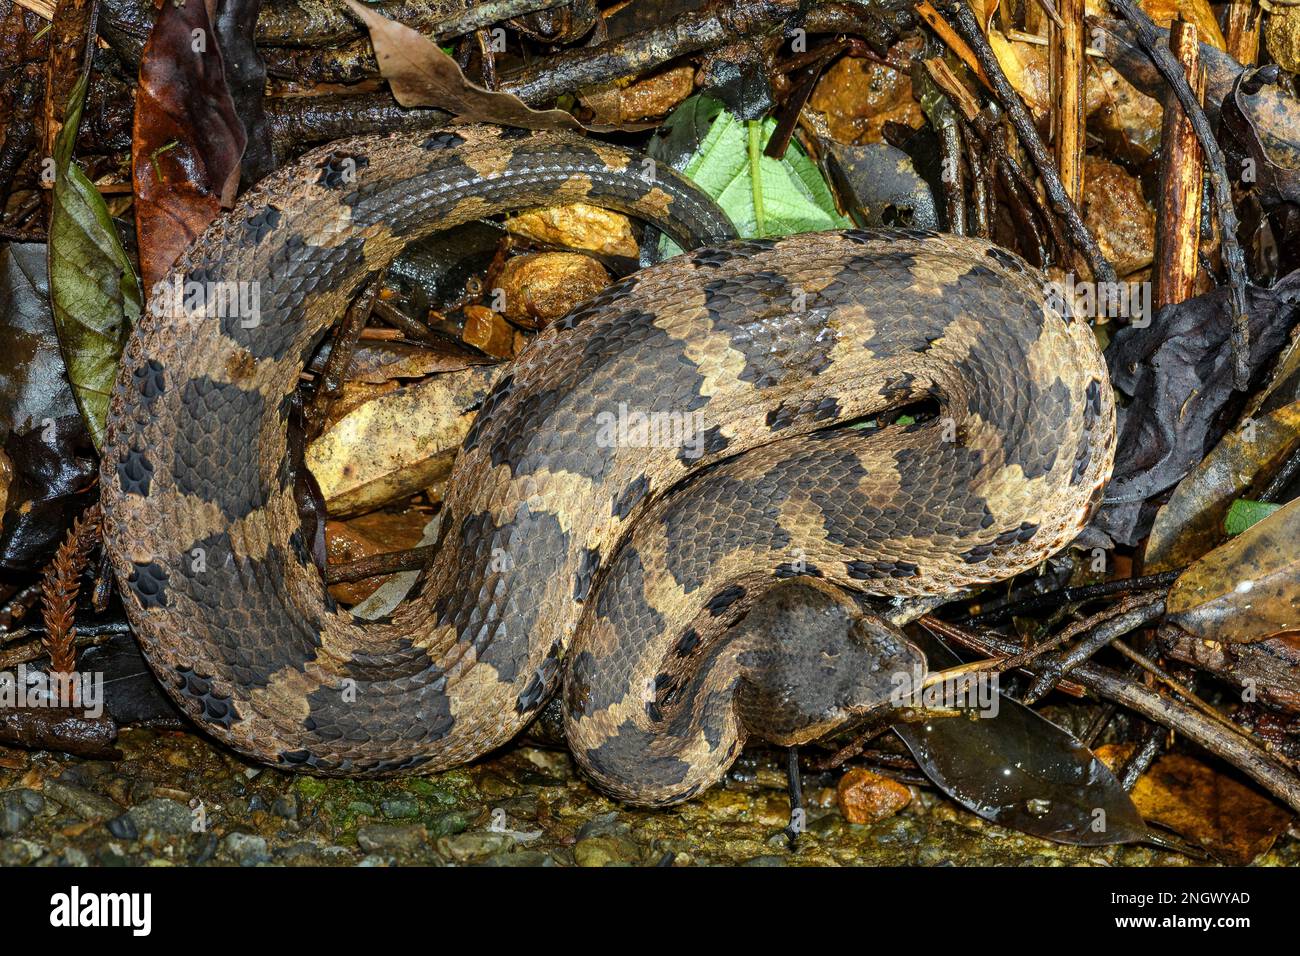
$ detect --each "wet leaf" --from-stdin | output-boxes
[46,72,143,453]
[343,0,583,132]
[897,630,1149,846]
[1222,66,1300,209]
[1166,496,1300,643]
[1095,271,1300,545]
[0,244,97,571]
[1098,747,1292,864]
[1225,499,1280,535]
[1144,400,1300,571]
[817,139,939,230]
[652,95,850,256]
[133,0,246,292]
[213,0,275,184]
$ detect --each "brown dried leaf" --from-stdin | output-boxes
[342,340,489,384]
[306,366,496,515]
[132,0,246,292]
[1098,747,1291,864]
[343,0,583,131]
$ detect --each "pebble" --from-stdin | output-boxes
[0,837,45,865]
[380,798,419,820]
[125,798,194,837]
[106,814,139,840]
[0,789,44,836]
[272,793,300,820]
[435,831,511,862]
[42,780,123,822]
[573,835,639,867]
[836,768,912,825]
[223,832,271,866]
[357,824,427,853]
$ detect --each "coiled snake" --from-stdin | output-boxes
[100,126,1115,805]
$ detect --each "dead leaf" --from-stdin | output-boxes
[1097,746,1292,864]
[1144,401,1300,572]
[306,366,496,515]
[132,0,246,292]
[343,0,584,132]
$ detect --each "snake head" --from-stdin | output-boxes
[733,584,926,747]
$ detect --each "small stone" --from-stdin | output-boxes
[573,835,638,867]
[271,793,299,820]
[41,780,123,821]
[837,768,912,824]
[60,847,90,867]
[223,832,270,866]
[275,842,322,866]
[380,798,419,820]
[126,798,194,837]
[0,837,44,865]
[486,849,552,867]
[106,814,139,840]
[0,789,43,836]
[357,824,427,853]
[435,831,511,862]
[429,810,469,838]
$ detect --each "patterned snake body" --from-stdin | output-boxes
[101,126,1115,804]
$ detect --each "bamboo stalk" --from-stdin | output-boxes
[1049,0,1086,205]
[1152,19,1206,310]
[1224,0,1262,66]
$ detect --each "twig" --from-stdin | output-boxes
[1116,721,1164,789]
[1049,0,1086,205]
[939,0,1116,283]
[960,569,1182,626]
[306,275,380,441]
[1152,20,1206,310]
[1223,0,1262,66]
[1021,596,1166,703]
[1105,0,1252,388]
[499,0,800,104]
[325,544,437,585]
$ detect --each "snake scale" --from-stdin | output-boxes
[100,125,1115,805]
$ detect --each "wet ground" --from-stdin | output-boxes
[3,727,1294,866]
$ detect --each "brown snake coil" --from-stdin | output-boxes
[100,126,1115,805]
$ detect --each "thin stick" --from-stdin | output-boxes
[960,569,1182,626]
[325,544,437,585]
[1152,20,1206,310]
[1050,0,1086,205]
[1223,0,1262,66]
[1106,0,1252,388]
[940,0,1116,282]
[306,275,380,441]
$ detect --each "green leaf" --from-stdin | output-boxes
[47,72,143,451]
[658,95,851,257]
[1224,499,1281,536]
